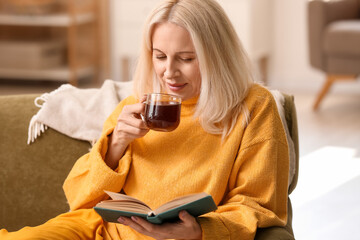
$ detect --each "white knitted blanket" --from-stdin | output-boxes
[27,80,133,144]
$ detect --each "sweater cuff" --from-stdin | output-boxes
[197,214,230,239]
[90,130,129,189]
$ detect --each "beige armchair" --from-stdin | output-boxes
[308,0,360,110]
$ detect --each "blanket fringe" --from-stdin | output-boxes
[27,115,48,144]
[27,84,72,144]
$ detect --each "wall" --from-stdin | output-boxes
[110,0,156,82]
[269,0,324,93]
[218,0,274,61]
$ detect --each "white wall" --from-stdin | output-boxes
[110,0,160,82]
[218,0,274,61]
[269,0,324,93]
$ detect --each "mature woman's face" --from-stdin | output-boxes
[152,22,201,101]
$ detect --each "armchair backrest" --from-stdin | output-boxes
[308,0,360,71]
[255,93,298,240]
[283,94,299,194]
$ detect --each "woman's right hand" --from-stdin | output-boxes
[105,97,149,169]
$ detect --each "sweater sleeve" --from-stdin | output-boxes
[198,91,289,240]
[63,96,136,210]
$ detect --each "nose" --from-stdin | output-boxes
[164,59,178,79]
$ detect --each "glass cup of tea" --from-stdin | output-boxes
[142,93,182,132]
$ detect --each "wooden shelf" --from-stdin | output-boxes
[0,13,95,27]
[0,0,111,86]
[0,66,94,81]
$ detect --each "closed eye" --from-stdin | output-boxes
[180,57,194,62]
[155,55,166,60]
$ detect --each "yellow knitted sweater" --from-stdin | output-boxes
[63,84,289,240]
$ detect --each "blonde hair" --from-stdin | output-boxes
[133,0,254,138]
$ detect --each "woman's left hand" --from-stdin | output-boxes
[117,210,202,240]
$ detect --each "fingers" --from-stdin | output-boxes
[178,210,194,224]
[108,101,150,153]
[117,211,202,240]
[115,117,148,135]
[178,211,202,238]
[115,103,149,136]
[131,216,159,233]
[140,94,148,103]
[117,216,163,238]
[119,103,147,126]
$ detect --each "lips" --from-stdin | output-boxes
[167,82,187,91]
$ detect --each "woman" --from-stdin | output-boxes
[0,0,289,239]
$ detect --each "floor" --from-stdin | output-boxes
[288,91,360,240]
[1,79,360,239]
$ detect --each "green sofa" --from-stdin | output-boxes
[0,94,90,232]
[0,93,298,239]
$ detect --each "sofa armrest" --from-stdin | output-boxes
[0,94,91,231]
[308,0,360,70]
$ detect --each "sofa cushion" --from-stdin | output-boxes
[0,94,91,231]
[324,20,360,57]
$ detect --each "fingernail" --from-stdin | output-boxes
[131,216,138,222]
[180,210,187,217]
[118,217,125,223]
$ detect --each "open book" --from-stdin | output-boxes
[94,191,217,224]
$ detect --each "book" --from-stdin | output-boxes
[94,191,217,224]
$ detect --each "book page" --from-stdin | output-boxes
[102,191,152,212]
[96,200,152,214]
[105,191,151,208]
[154,192,209,215]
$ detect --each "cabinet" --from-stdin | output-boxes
[0,0,110,86]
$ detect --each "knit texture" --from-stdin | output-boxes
[63,84,289,240]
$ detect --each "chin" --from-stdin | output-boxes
[164,88,184,98]
[164,87,196,101]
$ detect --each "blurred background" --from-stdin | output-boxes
[0,0,359,239]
